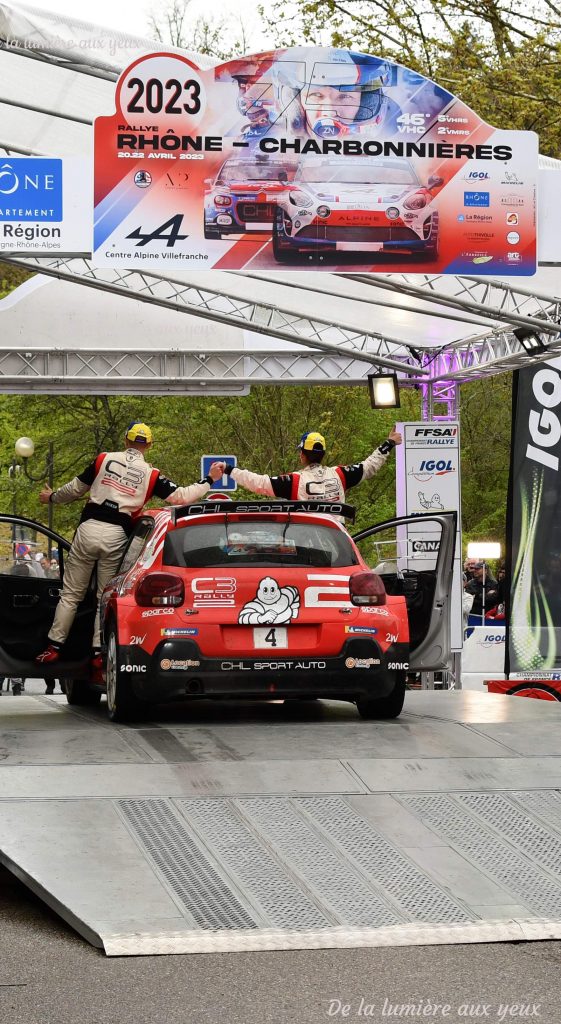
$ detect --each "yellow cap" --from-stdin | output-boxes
[298,431,326,452]
[125,421,153,445]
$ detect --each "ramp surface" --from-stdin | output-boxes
[1,691,561,956]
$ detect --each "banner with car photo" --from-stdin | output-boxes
[507,357,561,679]
[93,47,538,274]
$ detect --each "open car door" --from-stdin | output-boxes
[0,514,96,679]
[353,512,457,671]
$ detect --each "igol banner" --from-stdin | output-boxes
[507,357,561,677]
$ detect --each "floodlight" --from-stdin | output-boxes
[368,373,400,409]
[513,326,547,356]
[467,542,501,560]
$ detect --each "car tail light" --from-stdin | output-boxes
[349,571,386,606]
[135,573,184,607]
[214,194,232,207]
[403,192,427,211]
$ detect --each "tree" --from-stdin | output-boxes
[264,0,561,155]
[147,0,250,59]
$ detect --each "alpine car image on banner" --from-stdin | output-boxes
[93,47,538,275]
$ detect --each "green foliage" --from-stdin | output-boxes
[0,387,421,539]
[0,376,512,554]
[459,372,512,551]
[264,0,561,156]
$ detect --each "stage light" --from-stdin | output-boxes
[513,326,547,356]
[368,373,401,409]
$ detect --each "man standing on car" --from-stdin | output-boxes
[36,422,223,667]
[218,427,402,503]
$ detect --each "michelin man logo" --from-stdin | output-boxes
[239,576,300,624]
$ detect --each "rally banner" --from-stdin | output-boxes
[93,47,538,274]
[508,358,561,677]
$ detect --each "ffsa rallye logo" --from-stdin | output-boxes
[409,427,458,448]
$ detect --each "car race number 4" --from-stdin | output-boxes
[253,627,288,649]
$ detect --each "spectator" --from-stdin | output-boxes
[465,562,498,619]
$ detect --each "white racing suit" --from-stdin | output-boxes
[226,441,395,510]
[48,448,212,649]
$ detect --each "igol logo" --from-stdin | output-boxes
[525,366,561,473]
[482,633,506,646]
[410,459,455,481]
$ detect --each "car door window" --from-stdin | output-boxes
[353,513,456,671]
[118,519,154,574]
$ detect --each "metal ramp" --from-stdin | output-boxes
[2,691,561,956]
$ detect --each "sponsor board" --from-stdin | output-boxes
[93,47,537,275]
[0,155,91,253]
[397,420,462,651]
[508,358,561,676]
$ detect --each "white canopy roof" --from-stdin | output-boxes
[1,2,560,394]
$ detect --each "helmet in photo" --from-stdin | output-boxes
[125,421,153,445]
[273,48,391,136]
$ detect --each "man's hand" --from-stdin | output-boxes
[388,425,402,446]
[39,485,53,504]
[208,461,225,482]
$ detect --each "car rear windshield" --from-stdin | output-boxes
[163,520,359,569]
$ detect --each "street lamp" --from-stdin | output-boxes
[14,437,55,533]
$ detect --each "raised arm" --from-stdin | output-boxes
[336,427,402,489]
[225,464,293,499]
[154,462,224,505]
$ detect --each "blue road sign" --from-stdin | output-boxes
[200,455,237,490]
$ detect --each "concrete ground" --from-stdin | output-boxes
[2,867,561,1024]
[2,681,561,1023]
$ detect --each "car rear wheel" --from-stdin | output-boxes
[105,626,145,723]
[355,673,406,720]
[63,678,102,706]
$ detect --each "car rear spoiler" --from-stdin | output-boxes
[171,500,356,523]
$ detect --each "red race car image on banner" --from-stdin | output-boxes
[93,47,538,275]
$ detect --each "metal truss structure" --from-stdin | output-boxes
[2,252,560,394]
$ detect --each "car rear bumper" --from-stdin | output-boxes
[118,638,410,703]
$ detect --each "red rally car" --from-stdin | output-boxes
[96,500,455,722]
[0,503,455,721]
